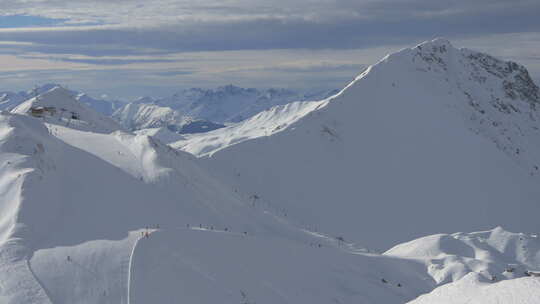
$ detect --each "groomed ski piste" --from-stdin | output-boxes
[0,38,539,303]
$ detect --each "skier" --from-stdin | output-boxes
[67,255,71,262]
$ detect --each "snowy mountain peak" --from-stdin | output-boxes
[415,38,539,105]
[173,38,540,252]
[11,86,122,133]
[112,102,224,134]
[357,38,540,173]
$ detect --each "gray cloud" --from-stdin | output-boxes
[47,57,177,65]
[0,0,538,97]
[0,0,538,56]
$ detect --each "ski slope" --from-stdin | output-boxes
[127,226,540,304]
[127,228,433,304]
[0,91,317,303]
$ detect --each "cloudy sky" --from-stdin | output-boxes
[0,0,539,99]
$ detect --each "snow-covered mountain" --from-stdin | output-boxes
[112,103,224,134]
[0,84,59,112]
[11,86,123,134]
[0,94,447,304]
[0,92,28,111]
[75,93,123,117]
[173,38,540,251]
[2,84,337,134]
[0,39,539,304]
[0,84,124,116]
[143,85,338,124]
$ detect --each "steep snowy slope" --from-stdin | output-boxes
[174,38,540,250]
[112,103,224,134]
[174,100,327,155]
[11,86,123,134]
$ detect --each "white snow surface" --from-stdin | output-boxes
[408,273,540,304]
[128,228,433,304]
[385,227,540,284]
[173,38,540,251]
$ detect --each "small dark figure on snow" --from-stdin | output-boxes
[67,255,71,262]
[381,278,387,284]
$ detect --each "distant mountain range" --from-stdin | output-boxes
[0,84,338,134]
[137,85,339,123]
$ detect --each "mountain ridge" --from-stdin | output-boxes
[176,38,540,250]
